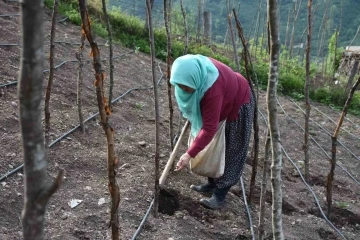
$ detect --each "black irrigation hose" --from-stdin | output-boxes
[131,136,255,240]
[0,81,17,88]
[0,51,133,89]
[240,176,255,240]
[0,41,105,48]
[58,17,68,23]
[1,13,69,24]
[0,60,80,88]
[131,199,154,240]
[276,98,360,185]
[0,43,20,46]
[281,149,347,240]
[311,104,360,141]
[0,59,162,182]
[257,110,347,240]
[290,99,360,162]
[0,14,20,17]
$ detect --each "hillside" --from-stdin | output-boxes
[111,0,360,55]
[1,1,360,240]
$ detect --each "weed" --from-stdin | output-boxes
[135,103,143,110]
[335,201,349,209]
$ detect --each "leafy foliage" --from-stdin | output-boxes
[43,0,360,116]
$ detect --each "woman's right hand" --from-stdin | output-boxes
[175,152,191,171]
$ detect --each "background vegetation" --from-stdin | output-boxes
[47,0,360,115]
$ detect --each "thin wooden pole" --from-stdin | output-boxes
[44,0,59,147]
[78,1,120,238]
[327,76,360,218]
[146,0,160,218]
[304,0,313,182]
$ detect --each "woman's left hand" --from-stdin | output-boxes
[175,153,191,171]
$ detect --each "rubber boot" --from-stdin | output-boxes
[190,178,216,193]
[200,187,230,209]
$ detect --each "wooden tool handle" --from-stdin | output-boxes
[159,120,190,186]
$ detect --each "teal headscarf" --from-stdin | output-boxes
[170,54,219,137]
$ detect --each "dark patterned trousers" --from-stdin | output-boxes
[210,89,255,189]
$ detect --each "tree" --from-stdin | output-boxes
[267,0,284,238]
[289,0,302,58]
[44,0,59,147]
[226,0,240,72]
[180,0,189,55]
[146,0,160,218]
[78,1,120,238]
[75,32,86,133]
[327,76,360,218]
[258,131,271,240]
[101,0,115,109]
[327,30,343,77]
[304,0,313,182]
[233,10,260,204]
[196,0,203,42]
[163,0,174,151]
[145,0,155,30]
[19,1,63,239]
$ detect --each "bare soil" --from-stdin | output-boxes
[1,1,360,240]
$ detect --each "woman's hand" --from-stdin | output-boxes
[175,152,191,171]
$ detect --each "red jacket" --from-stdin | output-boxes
[187,58,250,157]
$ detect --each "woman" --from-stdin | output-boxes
[170,54,255,210]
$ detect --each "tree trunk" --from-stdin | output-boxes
[348,26,360,48]
[297,3,320,61]
[316,1,330,60]
[284,7,291,49]
[296,26,307,60]
[180,0,188,55]
[345,60,359,96]
[226,0,240,72]
[101,0,114,109]
[319,13,329,78]
[223,25,229,47]
[332,29,339,81]
[19,1,63,239]
[78,1,120,239]
[338,0,344,39]
[44,0,59,147]
[253,0,264,59]
[146,0,160,218]
[267,0,284,239]
[233,10,260,204]
[304,0,312,183]
[247,0,260,43]
[327,76,360,218]
[76,34,85,133]
[196,0,202,43]
[260,13,267,56]
[289,0,302,58]
[258,131,270,240]
[163,0,174,152]
[203,11,211,45]
[145,0,155,31]
[133,0,137,14]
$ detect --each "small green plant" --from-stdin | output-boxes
[134,103,143,110]
[335,201,349,209]
[134,46,140,54]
